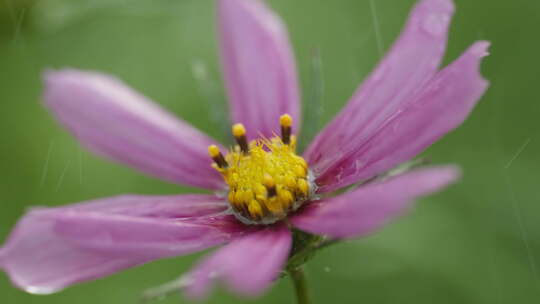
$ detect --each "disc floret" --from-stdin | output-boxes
[208,114,314,224]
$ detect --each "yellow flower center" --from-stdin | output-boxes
[208,114,315,225]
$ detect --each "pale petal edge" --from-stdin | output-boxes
[218,0,301,140]
[315,41,490,193]
[183,225,292,298]
[0,194,244,294]
[44,69,225,190]
[291,166,461,239]
[304,0,455,176]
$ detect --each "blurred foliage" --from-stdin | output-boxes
[1,0,540,303]
[0,0,35,35]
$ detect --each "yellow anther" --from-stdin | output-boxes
[297,179,309,197]
[254,184,267,197]
[263,174,276,188]
[208,145,228,168]
[278,189,294,207]
[232,123,246,137]
[265,197,283,214]
[296,157,308,169]
[284,175,297,188]
[280,114,293,145]
[208,145,220,157]
[232,123,249,153]
[228,191,236,203]
[234,190,244,204]
[280,114,293,127]
[228,173,239,186]
[294,165,306,178]
[242,189,254,202]
[248,200,263,218]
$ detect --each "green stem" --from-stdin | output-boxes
[289,267,311,304]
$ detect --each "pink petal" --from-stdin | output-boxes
[291,166,460,239]
[316,41,490,192]
[0,194,247,294]
[184,225,291,298]
[218,0,301,140]
[44,69,224,190]
[304,0,455,186]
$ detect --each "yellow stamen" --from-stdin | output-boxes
[209,114,314,225]
[263,174,276,197]
[297,179,309,197]
[278,189,294,208]
[284,175,297,188]
[280,114,293,145]
[208,145,228,168]
[208,145,219,157]
[248,200,263,218]
[232,123,246,137]
[232,123,249,154]
[280,114,293,127]
[228,191,235,203]
[294,165,306,178]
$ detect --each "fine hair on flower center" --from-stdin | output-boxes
[208,114,315,225]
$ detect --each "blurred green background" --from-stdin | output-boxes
[1,0,539,303]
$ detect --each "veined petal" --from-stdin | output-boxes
[44,69,224,190]
[317,41,490,192]
[0,194,246,294]
[184,225,291,298]
[218,0,301,140]
[305,0,455,183]
[291,166,460,239]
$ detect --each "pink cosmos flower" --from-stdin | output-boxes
[0,0,489,299]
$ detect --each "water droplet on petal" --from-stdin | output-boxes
[24,285,60,295]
